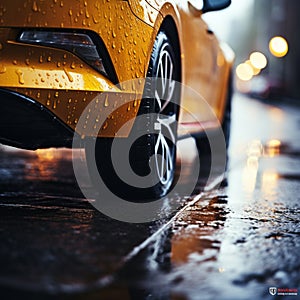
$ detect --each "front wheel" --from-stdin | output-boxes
[85,31,181,200]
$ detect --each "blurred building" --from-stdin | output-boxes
[252,0,300,100]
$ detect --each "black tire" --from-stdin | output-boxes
[85,31,180,201]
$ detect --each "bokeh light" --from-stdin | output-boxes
[236,63,254,81]
[269,36,289,58]
[250,52,268,69]
[245,60,261,75]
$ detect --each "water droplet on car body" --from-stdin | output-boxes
[102,122,108,130]
[92,15,99,24]
[0,65,6,73]
[32,1,38,12]
[104,95,109,107]
[15,70,25,84]
[64,68,74,82]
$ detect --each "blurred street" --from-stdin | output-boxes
[0,93,299,300]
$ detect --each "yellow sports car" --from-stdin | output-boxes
[0,0,233,199]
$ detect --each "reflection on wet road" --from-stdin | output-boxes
[0,94,299,299]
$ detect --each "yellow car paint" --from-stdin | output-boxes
[0,0,233,139]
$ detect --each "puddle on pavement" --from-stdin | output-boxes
[98,192,232,299]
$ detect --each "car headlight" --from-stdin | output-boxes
[18,31,108,77]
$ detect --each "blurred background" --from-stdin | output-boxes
[204,0,300,101]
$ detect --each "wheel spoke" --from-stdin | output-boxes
[154,131,174,185]
[159,58,165,92]
[155,48,175,113]
[162,52,168,96]
[155,90,162,111]
[154,112,176,184]
[166,78,175,103]
[152,40,178,187]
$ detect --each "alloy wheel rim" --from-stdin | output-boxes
[153,44,176,185]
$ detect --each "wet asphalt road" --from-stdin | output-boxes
[0,94,299,300]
